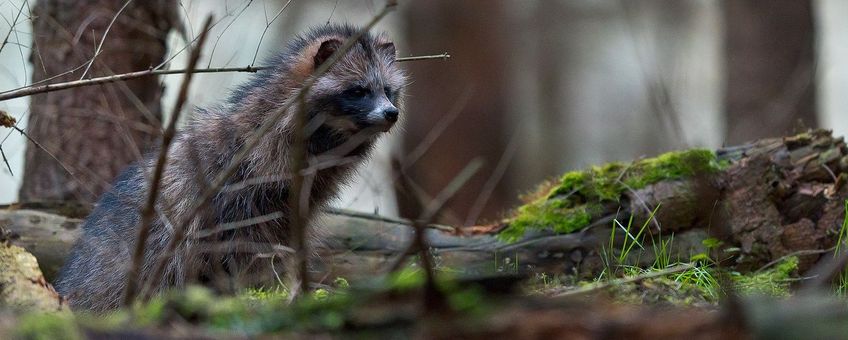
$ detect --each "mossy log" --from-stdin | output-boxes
[2,130,847,283]
[0,242,65,311]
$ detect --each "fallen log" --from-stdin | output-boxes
[1,130,846,283]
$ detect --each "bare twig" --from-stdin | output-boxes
[0,144,11,175]
[250,0,294,66]
[78,0,134,80]
[387,158,483,272]
[0,66,261,102]
[10,124,100,197]
[0,54,448,102]
[0,0,26,56]
[801,242,848,293]
[464,122,522,226]
[554,263,694,297]
[326,0,340,25]
[206,0,255,68]
[389,157,483,312]
[396,52,450,62]
[122,16,213,307]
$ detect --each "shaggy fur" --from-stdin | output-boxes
[54,24,407,312]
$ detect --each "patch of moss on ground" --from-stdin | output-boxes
[15,312,81,340]
[500,149,724,242]
[12,272,494,338]
[601,277,715,307]
[732,257,798,298]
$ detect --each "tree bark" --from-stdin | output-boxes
[399,0,511,226]
[724,0,817,144]
[19,0,178,202]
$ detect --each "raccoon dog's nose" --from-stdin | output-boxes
[383,107,399,123]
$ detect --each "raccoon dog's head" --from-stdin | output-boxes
[290,24,408,136]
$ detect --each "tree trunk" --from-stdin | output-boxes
[399,0,511,226]
[724,0,817,144]
[19,0,177,202]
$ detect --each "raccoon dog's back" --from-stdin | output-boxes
[55,24,408,312]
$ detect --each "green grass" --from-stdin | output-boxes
[836,200,848,296]
[652,234,675,271]
[599,205,658,279]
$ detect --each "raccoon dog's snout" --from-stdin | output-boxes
[367,95,399,131]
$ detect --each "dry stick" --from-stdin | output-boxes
[206,0,255,68]
[387,159,484,273]
[391,158,484,312]
[0,66,261,102]
[553,263,694,297]
[464,122,522,226]
[9,124,99,197]
[121,16,213,307]
[250,0,295,66]
[0,144,11,175]
[801,242,848,293]
[78,0,134,80]
[0,54,448,102]
[142,0,399,300]
[0,0,26,56]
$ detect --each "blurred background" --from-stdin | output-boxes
[1,0,847,226]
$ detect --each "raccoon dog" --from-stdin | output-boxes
[55,24,407,311]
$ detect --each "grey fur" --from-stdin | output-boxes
[54,24,407,312]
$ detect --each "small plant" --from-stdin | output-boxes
[836,200,848,295]
[600,204,660,278]
[493,250,522,273]
[673,264,720,299]
[652,233,674,270]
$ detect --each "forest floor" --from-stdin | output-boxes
[2,130,848,339]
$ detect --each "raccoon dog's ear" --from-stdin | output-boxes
[377,41,397,62]
[314,39,342,68]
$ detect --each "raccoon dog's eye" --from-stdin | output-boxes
[384,86,392,98]
[347,86,369,98]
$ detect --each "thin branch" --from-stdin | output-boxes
[78,0,134,80]
[801,242,848,293]
[387,158,483,274]
[396,52,450,62]
[554,263,694,297]
[326,0,340,25]
[0,65,262,102]
[206,0,254,68]
[0,54,448,102]
[0,144,11,175]
[389,157,483,312]
[0,0,26,56]
[250,0,294,66]
[464,123,521,226]
[10,125,98,197]
[122,16,213,307]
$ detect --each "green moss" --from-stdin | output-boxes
[601,277,715,306]
[241,286,290,303]
[498,203,597,243]
[15,312,81,340]
[500,149,723,242]
[732,256,798,297]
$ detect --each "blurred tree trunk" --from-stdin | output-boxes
[399,1,511,226]
[723,0,817,144]
[19,1,177,202]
